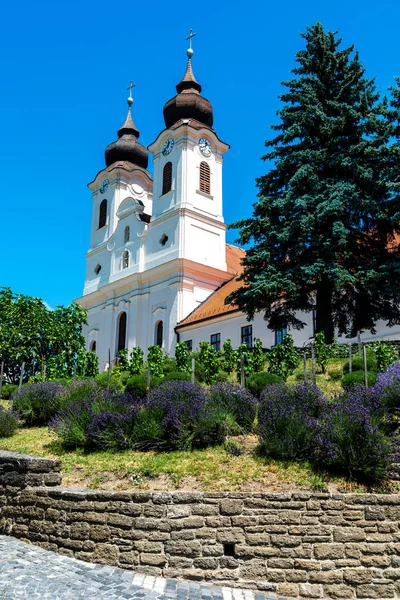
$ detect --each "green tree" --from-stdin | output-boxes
[175,342,190,373]
[221,339,238,373]
[268,334,299,380]
[314,332,328,374]
[129,347,144,375]
[147,346,164,378]
[199,342,220,384]
[230,23,400,343]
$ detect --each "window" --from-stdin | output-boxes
[275,328,288,345]
[199,161,211,194]
[156,321,163,347]
[90,340,97,353]
[162,161,172,195]
[117,312,127,353]
[241,325,253,348]
[210,333,221,352]
[160,233,168,246]
[94,264,101,275]
[124,226,130,243]
[185,340,193,351]
[98,199,107,228]
[123,250,129,269]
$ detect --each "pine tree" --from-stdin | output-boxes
[230,23,400,343]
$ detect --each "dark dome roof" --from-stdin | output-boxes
[105,107,148,169]
[163,58,213,129]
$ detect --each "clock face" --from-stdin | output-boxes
[100,179,110,194]
[162,138,174,156]
[199,137,212,156]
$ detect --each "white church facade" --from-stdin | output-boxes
[76,41,400,370]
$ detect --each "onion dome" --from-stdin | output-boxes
[163,47,213,129]
[105,95,148,169]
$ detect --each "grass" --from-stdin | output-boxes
[0,425,390,494]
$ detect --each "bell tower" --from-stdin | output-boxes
[146,32,229,273]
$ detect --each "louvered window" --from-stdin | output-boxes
[124,226,130,243]
[123,250,129,269]
[98,199,107,228]
[199,162,211,194]
[156,321,163,347]
[162,162,172,195]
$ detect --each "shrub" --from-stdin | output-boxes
[125,374,162,397]
[1,384,18,400]
[329,369,343,381]
[252,338,266,373]
[314,332,328,373]
[117,348,129,370]
[343,354,377,374]
[268,334,299,380]
[60,379,101,408]
[258,383,326,460]
[162,357,178,375]
[0,406,18,437]
[207,382,257,432]
[314,388,390,480]
[224,438,243,456]
[199,342,220,384]
[50,390,143,450]
[163,371,191,382]
[375,342,398,372]
[175,342,190,373]
[95,371,124,390]
[341,371,378,390]
[222,340,237,373]
[129,347,144,376]
[147,345,164,378]
[85,351,99,378]
[192,410,240,448]
[246,371,283,397]
[372,362,400,409]
[12,382,66,425]
[147,380,207,449]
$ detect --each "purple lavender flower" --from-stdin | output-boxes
[207,382,257,432]
[372,361,400,409]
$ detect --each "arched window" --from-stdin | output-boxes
[117,312,127,353]
[162,162,172,195]
[156,320,163,348]
[124,226,130,243]
[123,250,129,269]
[199,162,211,194]
[90,340,97,353]
[98,199,107,228]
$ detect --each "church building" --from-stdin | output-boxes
[76,36,400,370]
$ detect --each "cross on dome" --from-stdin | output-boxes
[186,29,196,57]
[127,80,136,106]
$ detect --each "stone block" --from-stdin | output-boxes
[216,529,245,544]
[343,569,372,584]
[356,583,395,598]
[90,525,110,541]
[333,527,366,543]
[277,583,299,597]
[92,543,119,565]
[140,553,166,566]
[193,557,219,569]
[323,584,354,598]
[298,583,322,597]
[220,499,243,515]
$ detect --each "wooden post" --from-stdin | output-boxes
[18,362,25,392]
[107,349,111,389]
[303,351,307,383]
[349,344,352,373]
[240,354,245,388]
[311,343,316,385]
[358,331,362,355]
[43,363,46,382]
[146,367,151,391]
[73,356,77,380]
[0,360,4,399]
[363,345,368,389]
[191,358,195,384]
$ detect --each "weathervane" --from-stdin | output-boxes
[186,29,196,57]
[127,80,136,106]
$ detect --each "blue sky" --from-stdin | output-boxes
[1,0,400,308]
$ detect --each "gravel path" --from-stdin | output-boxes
[0,536,289,600]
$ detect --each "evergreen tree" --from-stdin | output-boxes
[230,23,400,343]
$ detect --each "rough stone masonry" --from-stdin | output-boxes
[1,450,400,599]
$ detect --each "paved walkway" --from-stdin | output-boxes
[0,536,289,600]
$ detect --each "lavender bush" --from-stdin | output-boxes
[207,382,257,432]
[314,386,389,480]
[12,382,67,425]
[258,383,326,460]
[0,406,18,437]
[372,361,400,409]
[147,380,207,449]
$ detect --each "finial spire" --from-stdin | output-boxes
[127,80,136,106]
[186,29,196,57]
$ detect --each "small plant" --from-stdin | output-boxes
[163,371,191,382]
[12,382,67,426]
[0,384,18,400]
[175,342,190,373]
[0,406,18,438]
[207,382,257,432]
[268,334,299,380]
[117,348,129,370]
[224,438,243,456]
[374,342,398,372]
[246,371,283,397]
[329,368,343,381]
[222,339,238,373]
[85,351,99,378]
[372,362,400,409]
[258,383,326,460]
[314,332,328,373]
[341,371,378,390]
[199,342,220,384]
[343,355,377,374]
[129,347,144,376]
[147,345,164,378]
[125,374,161,397]
[251,338,265,373]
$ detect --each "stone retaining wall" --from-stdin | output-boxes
[1,451,400,598]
